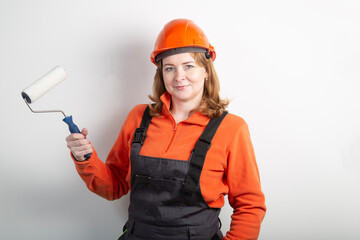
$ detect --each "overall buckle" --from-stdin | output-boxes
[133,128,146,145]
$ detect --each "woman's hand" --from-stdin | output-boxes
[66,128,93,161]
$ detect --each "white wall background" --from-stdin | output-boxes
[1,0,359,239]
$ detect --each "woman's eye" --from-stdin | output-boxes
[164,67,174,72]
[185,65,194,69]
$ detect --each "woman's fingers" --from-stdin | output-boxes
[71,144,93,161]
[65,128,93,161]
[81,128,89,137]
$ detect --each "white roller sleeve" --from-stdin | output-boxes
[22,66,67,103]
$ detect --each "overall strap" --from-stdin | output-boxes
[131,106,152,158]
[132,105,152,145]
[183,111,228,194]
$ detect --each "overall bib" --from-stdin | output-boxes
[119,106,228,240]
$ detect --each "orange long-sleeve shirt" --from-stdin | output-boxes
[73,92,266,239]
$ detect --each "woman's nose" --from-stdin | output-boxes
[175,69,186,82]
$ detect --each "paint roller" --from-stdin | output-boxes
[21,65,92,158]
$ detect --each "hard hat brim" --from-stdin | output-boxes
[154,47,208,64]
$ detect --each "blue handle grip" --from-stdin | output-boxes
[63,115,92,159]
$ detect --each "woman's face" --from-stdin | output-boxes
[162,52,208,106]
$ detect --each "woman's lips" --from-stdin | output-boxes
[174,85,189,90]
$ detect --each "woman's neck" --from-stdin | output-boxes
[170,98,201,124]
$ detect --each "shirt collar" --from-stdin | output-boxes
[160,92,210,126]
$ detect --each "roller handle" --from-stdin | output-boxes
[63,115,92,159]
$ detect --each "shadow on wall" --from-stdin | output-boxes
[91,35,154,221]
[117,39,154,107]
[95,33,154,139]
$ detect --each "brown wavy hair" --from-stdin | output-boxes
[148,52,229,118]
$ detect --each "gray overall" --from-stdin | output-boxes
[119,106,228,240]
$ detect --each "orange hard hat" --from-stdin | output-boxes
[150,19,216,65]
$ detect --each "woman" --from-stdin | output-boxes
[66,19,266,240]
